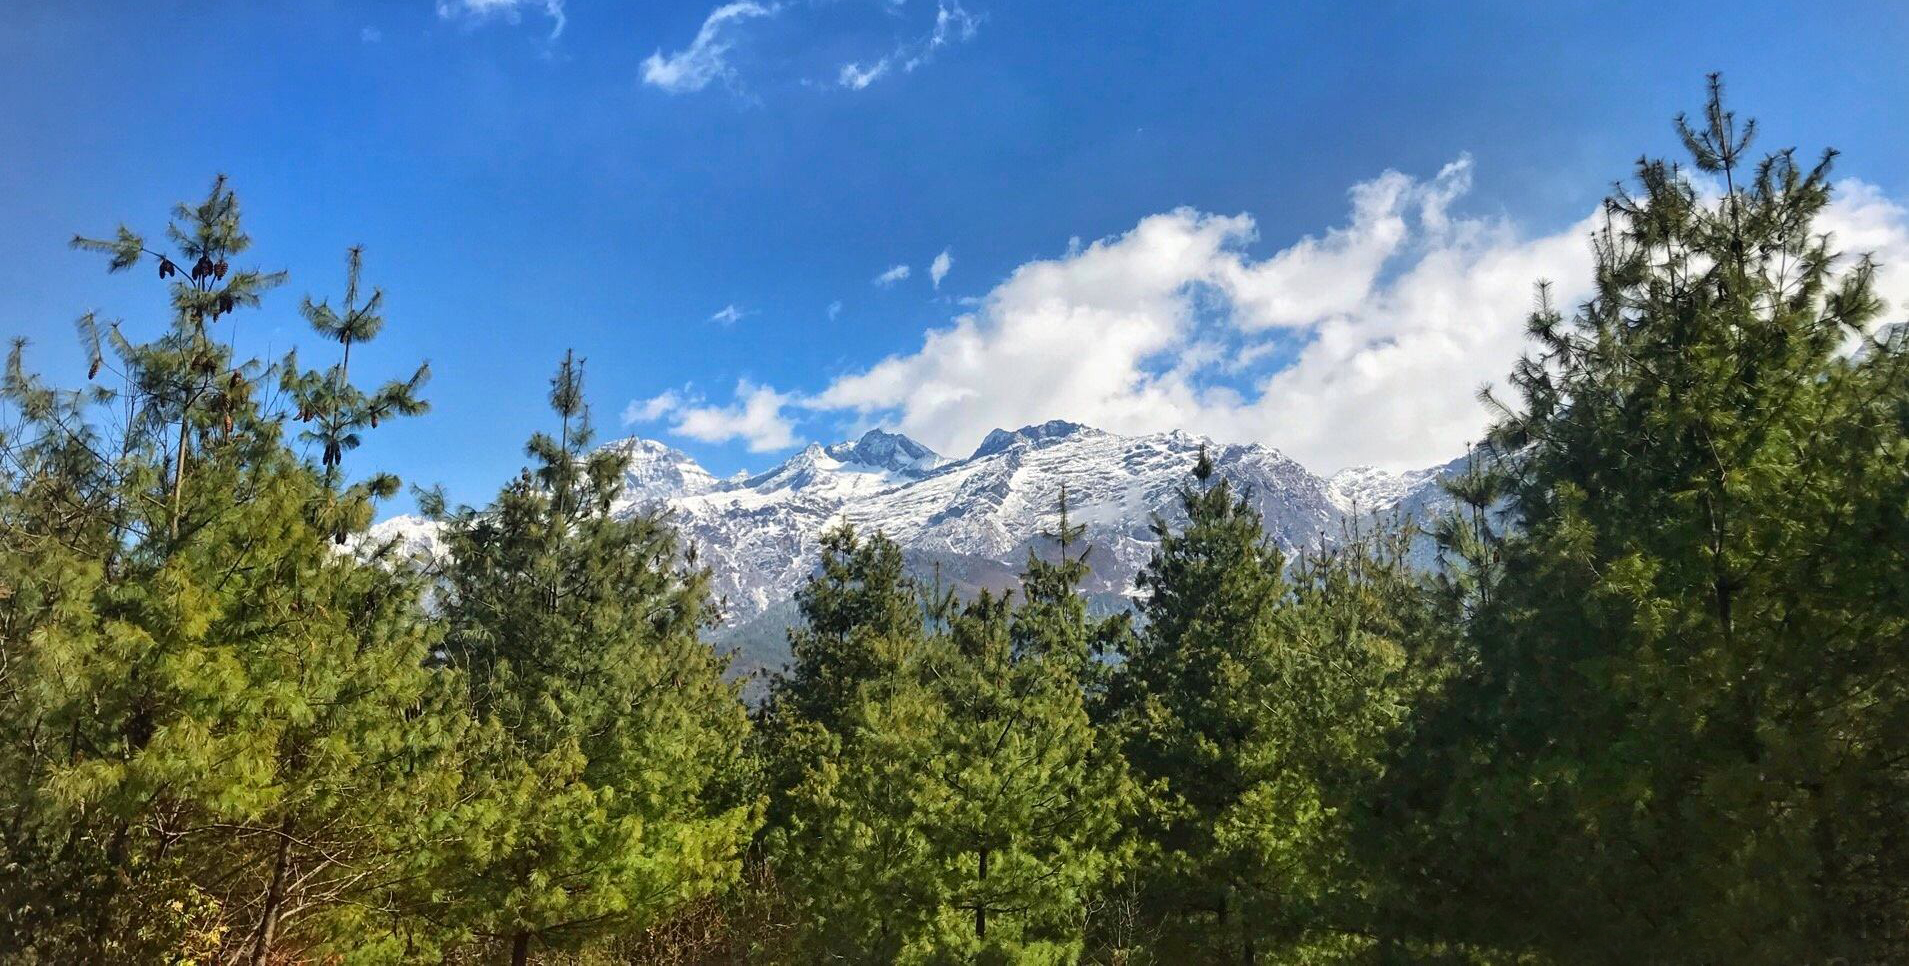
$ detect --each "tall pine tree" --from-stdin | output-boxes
[773,493,1134,963]
[0,178,461,963]
[427,352,756,964]
[1384,77,1909,962]
[1110,448,1416,962]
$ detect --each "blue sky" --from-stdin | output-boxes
[5,1,1909,512]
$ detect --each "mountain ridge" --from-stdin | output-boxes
[365,422,1460,679]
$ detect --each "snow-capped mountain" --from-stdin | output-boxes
[602,438,720,509]
[361,422,1461,678]
[1326,465,1443,515]
[658,421,1348,622]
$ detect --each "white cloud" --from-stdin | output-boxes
[838,60,890,90]
[835,0,979,89]
[361,26,383,43]
[709,303,751,326]
[873,264,912,287]
[827,300,844,320]
[624,389,686,425]
[642,165,1909,471]
[930,248,953,289]
[909,2,981,72]
[642,2,779,94]
[1818,179,1909,325]
[796,165,1909,472]
[436,0,565,40]
[627,380,798,452]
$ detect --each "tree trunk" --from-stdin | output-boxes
[245,815,297,966]
[170,407,190,539]
[975,847,989,939]
[88,822,131,954]
[510,931,531,966]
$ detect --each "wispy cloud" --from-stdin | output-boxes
[360,26,383,44]
[436,0,566,41]
[836,1,981,90]
[873,264,912,287]
[929,248,953,289]
[709,304,752,326]
[838,60,890,90]
[827,300,844,321]
[642,0,980,96]
[642,2,780,94]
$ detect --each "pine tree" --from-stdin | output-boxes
[427,352,756,964]
[1109,449,1415,962]
[768,523,926,733]
[1107,448,1285,960]
[283,244,430,542]
[1386,77,1909,962]
[754,523,929,837]
[773,493,1134,963]
[768,627,945,961]
[0,177,461,963]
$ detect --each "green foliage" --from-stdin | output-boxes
[769,523,926,733]
[283,244,430,542]
[1106,451,1423,962]
[770,499,1136,964]
[752,523,928,840]
[2,79,1903,965]
[1,179,458,964]
[426,352,757,961]
[1379,76,1909,964]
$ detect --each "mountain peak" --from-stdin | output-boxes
[970,419,1098,459]
[598,437,718,508]
[1325,464,1440,514]
[823,428,946,476]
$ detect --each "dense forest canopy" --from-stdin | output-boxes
[0,79,1903,964]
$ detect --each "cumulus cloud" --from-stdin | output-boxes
[624,389,686,425]
[803,161,1585,471]
[642,2,779,94]
[835,0,980,90]
[930,248,953,289]
[436,0,565,40]
[626,380,798,452]
[1817,179,1909,323]
[709,303,751,326]
[873,264,912,287]
[797,164,1909,472]
[646,165,1909,470]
